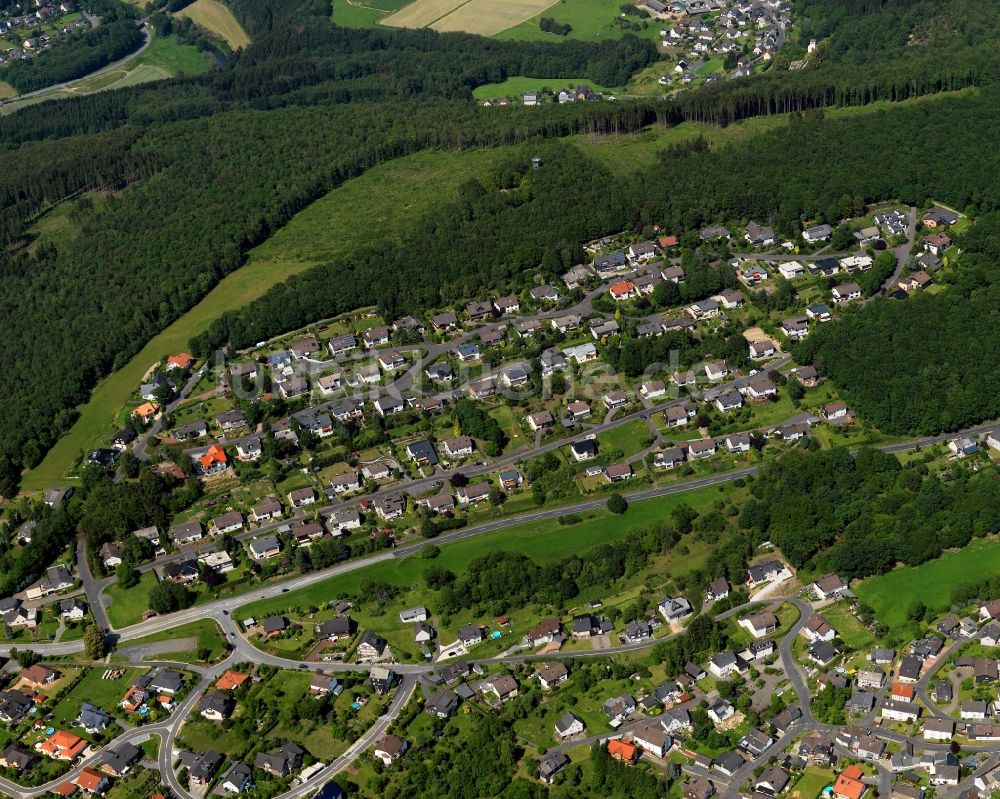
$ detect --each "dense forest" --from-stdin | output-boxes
[4,0,1000,491]
[737,448,1000,580]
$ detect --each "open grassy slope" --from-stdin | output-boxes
[175,0,251,48]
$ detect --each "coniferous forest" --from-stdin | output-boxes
[3,0,1000,490]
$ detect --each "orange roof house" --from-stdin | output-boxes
[131,402,159,422]
[166,353,194,370]
[607,739,640,763]
[120,684,147,713]
[216,671,250,691]
[199,445,228,472]
[891,682,915,701]
[609,280,638,301]
[833,765,868,799]
[74,766,108,794]
[658,235,679,249]
[53,782,78,797]
[39,730,87,761]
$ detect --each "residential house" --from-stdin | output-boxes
[535,663,569,690]
[317,616,352,642]
[357,631,390,661]
[249,534,281,560]
[254,743,304,777]
[633,725,672,758]
[715,390,743,413]
[570,440,597,461]
[220,761,253,793]
[199,690,235,721]
[832,283,862,303]
[687,438,718,460]
[745,222,776,247]
[555,711,585,741]
[654,446,685,469]
[525,618,561,647]
[659,596,692,623]
[538,752,569,784]
[252,497,283,523]
[822,401,849,421]
[739,611,779,638]
[484,674,519,703]
[212,510,244,535]
[803,224,833,243]
[604,462,633,483]
[708,699,736,724]
[288,487,317,508]
[833,765,868,799]
[750,339,775,360]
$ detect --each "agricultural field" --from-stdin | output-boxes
[430,0,561,36]
[175,0,251,49]
[855,535,1000,629]
[382,0,466,28]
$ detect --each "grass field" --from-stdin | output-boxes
[176,0,250,48]
[0,80,17,98]
[116,619,228,662]
[496,0,661,43]
[855,535,1000,629]
[430,0,561,36]
[133,33,212,77]
[330,0,394,26]
[237,484,723,619]
[472,75,619,98]
[596,418,652,457]
[104,572,158,628]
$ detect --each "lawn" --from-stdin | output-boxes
[48,667,147,730]
[596,418,652,458]
[822,603,876,651]
[105,572,159,628]
[0,80,16,98]
[238,484,725,620]
[175,0,251,48]
[472,75,619,99]
[790,766,835,799]
[855,535,1000,629]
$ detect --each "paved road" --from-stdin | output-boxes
[879,206,918,295]
[75,535,110,630]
